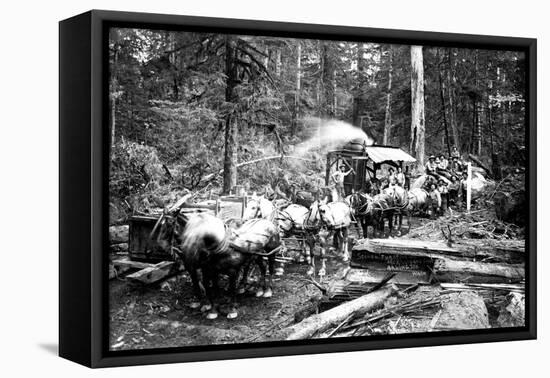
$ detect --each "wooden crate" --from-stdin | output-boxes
[215,195,247,222]
[128,215,170,262]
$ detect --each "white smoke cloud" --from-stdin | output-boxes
[293,117,374,157]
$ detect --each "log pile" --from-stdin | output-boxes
[286,234,527,340]
[347,238,525,287]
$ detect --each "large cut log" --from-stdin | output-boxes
[352,238,524,264]
[433,258,524,284]
[285,285,397,340]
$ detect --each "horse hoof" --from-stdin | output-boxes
[275,267,285,276]
[318,268,326,276]
[189,302,201,309]
[263,289,273,298]
[200,304,212,313]
[206,312,218,320]
[227,311,238,319]
[256,289,264,297]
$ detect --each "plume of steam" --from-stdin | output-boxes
[293,117,374,157]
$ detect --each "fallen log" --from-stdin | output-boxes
[433,258,524,284]
[203,155,317,182]
[468,153,491,177]
[285,284,398,341]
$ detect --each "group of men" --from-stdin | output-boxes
[423,146,471,217]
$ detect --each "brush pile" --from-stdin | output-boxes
[408,209,523,241]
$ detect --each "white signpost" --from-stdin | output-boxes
[466,162,472,212]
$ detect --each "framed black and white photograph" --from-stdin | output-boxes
[59,9,536,368]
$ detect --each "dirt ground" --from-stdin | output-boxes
[108,217,430,351]
[109,246,353,351]
[109,209,520,351]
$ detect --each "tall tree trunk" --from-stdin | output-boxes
[168,33,179,101]
[321,42,335,117]
[486,57,494,155]
[410,46,426,172]
[437,49,451,156]
[291,42,301,135]
[110,31,119,148]
[439,71,451,157]
[382,46,393,145]
[263,46,269,68]
[223,36,238,194]
[275,48,282,77]
[352,43,365,127]
[446,49,460,150]
[473,50,482,155]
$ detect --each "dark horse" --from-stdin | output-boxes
[346,192,377,238]
[243,194,326,277]
[157,212,280,319]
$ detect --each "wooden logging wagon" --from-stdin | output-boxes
[111,195,249,284]
[325,139,417,196]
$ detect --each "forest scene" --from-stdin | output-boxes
[108,27,527,351]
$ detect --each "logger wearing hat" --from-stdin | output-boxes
[451,145,461,160]
[450,156,463,174]
[425,155,438,176]
[331,163,354,200]
[438,178,449,214]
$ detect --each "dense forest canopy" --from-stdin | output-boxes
[108,27,526,221]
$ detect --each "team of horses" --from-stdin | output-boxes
[151,181,434,320]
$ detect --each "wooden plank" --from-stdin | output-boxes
[344,267,430,286]
[112,257,154,270]
[168,193,194,213]
[179,203,216,210]
[440,282,525,293]
[126,261,181,284]
[351,249,433,270]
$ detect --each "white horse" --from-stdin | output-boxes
[311,198,353,262]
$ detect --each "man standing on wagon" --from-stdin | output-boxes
[332,164,354,200]
[396,166,406,187]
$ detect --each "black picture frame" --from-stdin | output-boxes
[59,9,537,368]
